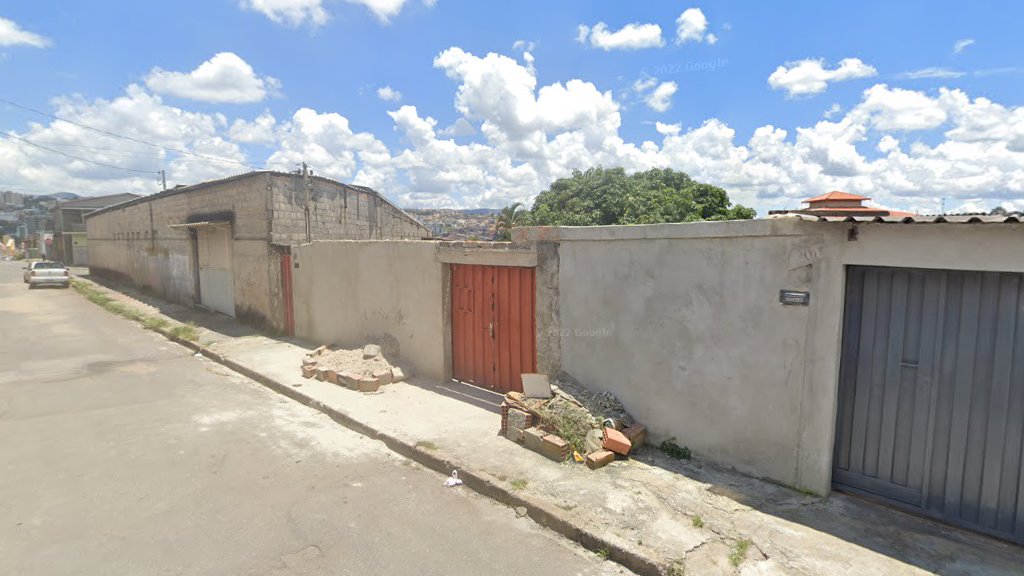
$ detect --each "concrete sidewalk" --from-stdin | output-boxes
[72,274,1024,576]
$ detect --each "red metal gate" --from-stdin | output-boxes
[451,264,536,393]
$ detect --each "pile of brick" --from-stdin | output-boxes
[300,344,406,393]
[500,388,646,470]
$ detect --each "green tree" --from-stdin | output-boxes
[495,201,528,240]
[526,167,755,226]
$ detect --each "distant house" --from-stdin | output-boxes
[769,191,916,218]
[52,193,140,265]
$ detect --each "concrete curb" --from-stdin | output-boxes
[195,347,665,576]
[71,277,666,576]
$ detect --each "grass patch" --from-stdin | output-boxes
[168,322,200,342]
[659,438,692,460]
[596,547,610,561]
[142,316,169,331]
[510,478,528,490]
[538,396,596,454]
[73,280,200,344]
[667,561,685,576]
[691,515,704,528]
[729,539,751,567]
[415,440,438,451]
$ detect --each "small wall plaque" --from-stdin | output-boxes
[779,290,810,306]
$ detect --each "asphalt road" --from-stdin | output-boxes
[0,261,631,576]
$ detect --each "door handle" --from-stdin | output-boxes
[489,322,494,337]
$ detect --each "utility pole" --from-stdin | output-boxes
[302,162,311,244]
[160,170,167,191]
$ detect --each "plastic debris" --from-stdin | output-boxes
[443,470,463,487]
[573,450,585,463]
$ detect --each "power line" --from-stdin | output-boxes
[0,96,287,169]
[1,133,159,174]
[15,139,168,160]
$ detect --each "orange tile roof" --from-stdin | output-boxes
[804,191,871,203]
[801,206,888,213]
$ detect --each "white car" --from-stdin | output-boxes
[24,261,71,288]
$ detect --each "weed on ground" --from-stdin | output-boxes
[659,438,692,460]
[729,539,751,567]
[73,280,199,342]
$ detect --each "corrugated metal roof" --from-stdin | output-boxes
[167,220,231,229]
[769,213,1024,224]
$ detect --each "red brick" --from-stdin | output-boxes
[586,449,615,470]
[325,369,339,384]
[340,372,360,389]
[301,365,316,379]
[602,427,632,456]
[357,376,380,393]
[540,434,570,462]
[314,367,327,381]
[373,369,393,385]
[622,424,647,448]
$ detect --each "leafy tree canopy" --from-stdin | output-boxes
[525,167,755,226]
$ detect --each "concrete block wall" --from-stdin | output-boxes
[86,173,276,328]
[269,174,428,245]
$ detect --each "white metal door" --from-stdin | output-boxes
[197,226,235,316]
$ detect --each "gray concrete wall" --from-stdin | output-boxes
[291,241,447,380]
[269,174,428,245]
[518,219,1024,494]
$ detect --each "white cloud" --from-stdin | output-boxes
[0,17,50,48]
[267,108,393,185]
[229,111,278,144]
[512,40,535,52]
[0,85,247,194]
[632,77,658,93]
[377,85,402,102]
[768,57,877,97]
[145,53,280,104]
[632,77,677,112]
[348,0,419,23]
[899,67,965,80]
[851,84,947,131]
[644,82,678,112]
[675,8,715,44]
[577,22,664,51]
[824,103,842,119]
[5,47,1024,218]
[240,0,329,27]
[240,0,426,26]
[655,122,681,136]
[953,38,975,54]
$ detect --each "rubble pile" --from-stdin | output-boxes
[500,374,645,470]
[300,344,406,392]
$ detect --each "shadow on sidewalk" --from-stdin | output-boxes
[407,378,504,415]
[629,444,1023,575]
[76,269,1024,575]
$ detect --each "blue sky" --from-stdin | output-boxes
[1,1,1022,214]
